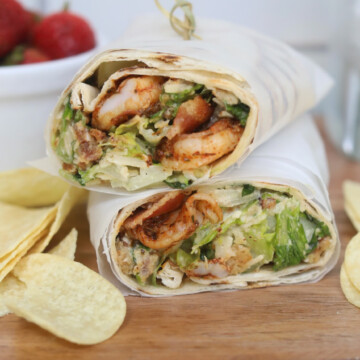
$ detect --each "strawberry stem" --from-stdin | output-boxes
[63,1,70,12]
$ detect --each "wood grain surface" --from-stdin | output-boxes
[1,119,360,360]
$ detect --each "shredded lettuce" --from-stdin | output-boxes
[301,213,330,255]
[175,248,198,269]
[55,96,76,164]
[200,243,216,260]
[59,169,83,186]
[114,116,167,146]
[151,255,166,286]
[242,184,255,196]
[74,109,87,124]
[191,224,218,254]
[244,219,275,263]
[160,83,208,118]
[210,188,260,208]
[164,173,192,189]
[62,97,73,127]
[273,206,308,270]
[225,101,250,127]
[191,216,242,255]
[78,165,100,185]
[111,132,149,158]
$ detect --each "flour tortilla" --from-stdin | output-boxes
[108,181,338,296]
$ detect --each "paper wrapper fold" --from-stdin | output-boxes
[37,15,333,195]
[87,114,340,296]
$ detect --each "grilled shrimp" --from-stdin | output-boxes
[156,118,244,170]
[166,96,213,140]
[92,76,164,131]
[124,192,223,250]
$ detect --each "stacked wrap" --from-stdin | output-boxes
[39,16,332,194]
[37,16,338,296]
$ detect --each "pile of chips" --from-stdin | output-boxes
[0,168,126,345]
[341,180,360,308]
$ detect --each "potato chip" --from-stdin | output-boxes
[3,254,126,345]
[0,227,51,282]
[0,202,57,281]
[0,273,25,311]
[344,202,360,232]
[0,202,54,258]
[344,233,360,291]
[0,304,11,317]
[340,264,360,308]
[343,180,360,231]
[0,230,79,318]
[49,228,78,260]
[0,168,69,207]
[29,187,86,254]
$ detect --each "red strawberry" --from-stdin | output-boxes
[2,45,50,65]
[0,0,31,57]
[25,10,43,43]
[33,11,95,60]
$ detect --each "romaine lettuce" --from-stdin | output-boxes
[160,83,208,118]
[242,184,255,196]
[244,219,275,263]
[175,248,198,269]
[225,101,250,126]
[55,97,76,164]
[164,173,192,189]
[273,206,308,270]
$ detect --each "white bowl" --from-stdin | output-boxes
[0,36,106,171]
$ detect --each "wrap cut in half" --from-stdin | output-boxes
[87,115,339,296]
[45,16,332,194]
[107,181,337,296]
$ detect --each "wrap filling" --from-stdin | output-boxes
[52,75,249,190]
[114,184,332,289]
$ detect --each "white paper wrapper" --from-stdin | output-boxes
[33,15,333,195]
[87,114,340,296]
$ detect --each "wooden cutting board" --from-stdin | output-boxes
[0,119,359,360]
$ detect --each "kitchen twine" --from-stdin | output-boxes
[154,0,201,40]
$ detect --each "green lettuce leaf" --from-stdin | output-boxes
[273,206,308,270]
[191,216,243,255]
[55,96,75,164]
[160,83,205,118]
[242,184,255,196]
[164,173,192,189]
[244,219,275,263]
[175,248,198,269]
[225,101,250,127]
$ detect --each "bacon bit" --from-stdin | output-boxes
[78,142,102,162]
[89,128,107,142]
[261,198,276,209]
[62,162,76,173]
[73,122,103,166]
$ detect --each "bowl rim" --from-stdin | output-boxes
[0,33,107,75]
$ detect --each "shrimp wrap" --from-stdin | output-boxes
[45,16,332,194]
[87,115,339,296]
